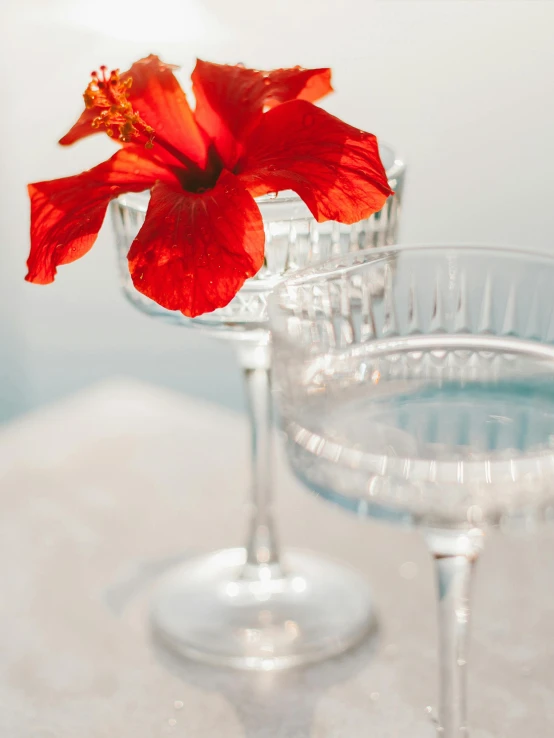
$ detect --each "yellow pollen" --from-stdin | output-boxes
[84,67,154,147]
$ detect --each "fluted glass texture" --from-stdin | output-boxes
[270,245,554,529]
[110,145,405,337]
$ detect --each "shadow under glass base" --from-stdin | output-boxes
[150,547,376,671]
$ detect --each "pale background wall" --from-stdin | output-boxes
[1,0,554,422]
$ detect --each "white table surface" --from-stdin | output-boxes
[1,379,553,738]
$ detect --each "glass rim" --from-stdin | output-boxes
[268,242,554,299]
[115,140,405,214]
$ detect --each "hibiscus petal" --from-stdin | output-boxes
[60,55,207,168]
[26,148,178,284]
[264,67,333,107]
[237,100,393,225]
[192,60,332,166]
[127,171,264,318]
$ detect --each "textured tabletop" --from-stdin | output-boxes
[0,379,553,738]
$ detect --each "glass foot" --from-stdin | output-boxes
[150,547,376,670]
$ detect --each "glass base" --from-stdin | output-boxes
[150,547,376,671]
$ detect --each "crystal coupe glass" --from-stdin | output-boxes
[269,245,554,732]
[110,145,405,670]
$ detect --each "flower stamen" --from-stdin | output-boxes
[84,67,154,148]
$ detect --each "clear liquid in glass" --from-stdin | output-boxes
[284,338,554,527]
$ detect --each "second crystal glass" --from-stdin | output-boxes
[110,145,405,670]
[269,244,554,733]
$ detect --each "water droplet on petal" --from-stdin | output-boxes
[174,700,184,710]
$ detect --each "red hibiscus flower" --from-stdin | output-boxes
[26,55,393,317]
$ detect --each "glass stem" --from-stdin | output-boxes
[424,530,484,738]
[238,345,281,578]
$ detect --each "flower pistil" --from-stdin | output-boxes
[84,66,154,147]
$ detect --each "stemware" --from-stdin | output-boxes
[269,244,554,732]
[110,145,405,670]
